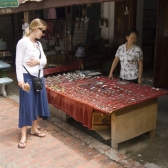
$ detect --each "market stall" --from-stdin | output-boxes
[45,73,167,149]
[43,61,83,75]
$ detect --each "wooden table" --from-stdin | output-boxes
[46,77,167,150]
[110,98,157,149]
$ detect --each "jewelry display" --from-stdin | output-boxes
[45,73,167,113]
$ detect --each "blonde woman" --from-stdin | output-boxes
[16,19,50,148]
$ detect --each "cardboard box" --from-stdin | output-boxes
[92,112,111,130]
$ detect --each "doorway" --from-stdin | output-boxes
[136,0,157,86]
[141,0,157,71]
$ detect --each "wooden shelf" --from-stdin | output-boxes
[77,55,112,70]
[143,29,156,30]
[3,61,13,64]
[144,9,157,11]
[142,42,154,46]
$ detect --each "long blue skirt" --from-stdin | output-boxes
[18,73,50,128]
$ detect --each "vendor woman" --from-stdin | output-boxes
[108,29,143,84]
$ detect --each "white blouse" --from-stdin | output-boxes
[115,43,143,80]
[16,37,47,82]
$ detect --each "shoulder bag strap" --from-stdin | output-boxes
[23,65,33,79]
[37,41,41,78]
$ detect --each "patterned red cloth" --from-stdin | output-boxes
[46,77,168,129]
[47,87,93,129]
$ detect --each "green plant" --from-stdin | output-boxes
[0,69,7,78]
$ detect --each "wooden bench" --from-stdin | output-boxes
[0,77,13,97]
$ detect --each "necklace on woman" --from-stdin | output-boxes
[29,37,36,43]
[126,44,132,51]
[29,37,38,49]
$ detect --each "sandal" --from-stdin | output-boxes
[30,131,45,138]
[18,141,26,149]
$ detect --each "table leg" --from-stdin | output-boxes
[0,84,7,97]
[111,113,118,150]
[149,129,156,138]
[111,140,118,150]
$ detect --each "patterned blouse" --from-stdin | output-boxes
[115,43,143,80]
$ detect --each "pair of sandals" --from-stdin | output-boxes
[18,131,45,149]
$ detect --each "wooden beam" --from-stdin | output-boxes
[10,0,124,13]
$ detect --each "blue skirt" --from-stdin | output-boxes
[18,73,50,128]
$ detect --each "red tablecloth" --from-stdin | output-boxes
[46,77,168,129]
[44,61,82,75]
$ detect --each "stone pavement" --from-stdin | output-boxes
[1,70,165,168]
[0,96,146,168]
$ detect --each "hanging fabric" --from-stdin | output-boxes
[48,8,57,19]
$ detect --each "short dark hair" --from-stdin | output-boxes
[126,29,139,37]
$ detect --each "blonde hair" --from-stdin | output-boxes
[24,18,47,37]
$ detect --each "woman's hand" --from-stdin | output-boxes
[18,81,24,89]
[108,73,114,79]
[18,81,30,92]
[138,77,142,84]
[26,58,40,67]
[108,57,119,79]
[138,60,143,84]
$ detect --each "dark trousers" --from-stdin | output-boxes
[120,78,138,84]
